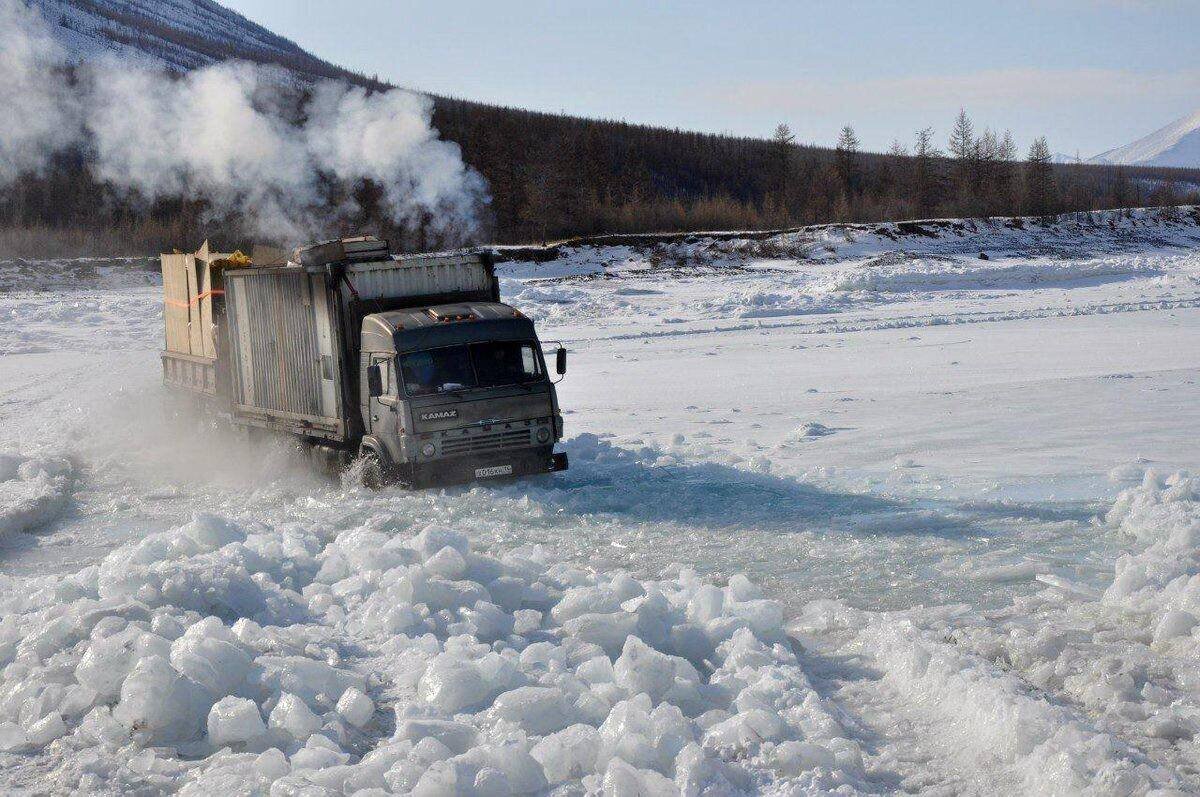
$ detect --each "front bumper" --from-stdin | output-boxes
[405,446,567,488]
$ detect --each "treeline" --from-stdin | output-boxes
[8,97,1197,258]
[435,102,1200,244]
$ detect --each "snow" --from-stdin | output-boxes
[2,207,1200,792]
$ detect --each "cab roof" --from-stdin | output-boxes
[361,301,536,354]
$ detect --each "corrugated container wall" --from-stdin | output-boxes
[342,254,496,303]
[224,269,344,438]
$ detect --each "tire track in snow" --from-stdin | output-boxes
[793,605,1186,796]
[794,630,1027,795]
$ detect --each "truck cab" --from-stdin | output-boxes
[359,301,567,487]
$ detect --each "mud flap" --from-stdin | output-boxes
[552,452,569,472]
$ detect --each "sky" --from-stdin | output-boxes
[221,0,1200,157]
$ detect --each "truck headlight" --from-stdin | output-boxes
[421,442,436,458]
[536,427,551,444]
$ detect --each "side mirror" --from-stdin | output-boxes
[555,347,567,376]
[367,364,383,398]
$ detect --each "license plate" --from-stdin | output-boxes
[475,464,513,479]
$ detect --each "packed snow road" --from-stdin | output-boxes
[2,208,1200,795]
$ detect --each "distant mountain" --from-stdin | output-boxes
[1091,110,1200,168]
[31,0,375,83]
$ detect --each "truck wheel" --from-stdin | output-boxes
[359,451,386,490]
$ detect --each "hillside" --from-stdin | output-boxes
[32,0,373,81]
[1092,109,1200,168]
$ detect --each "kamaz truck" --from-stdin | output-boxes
[159,236,568,487]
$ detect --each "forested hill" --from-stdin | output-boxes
[7,0,1200,256]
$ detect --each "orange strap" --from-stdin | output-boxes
[164,289,224,309]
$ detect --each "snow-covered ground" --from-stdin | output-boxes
[2,207,1200,794]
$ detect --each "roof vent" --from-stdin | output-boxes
[426,305,478,323]
[293,236,390,267]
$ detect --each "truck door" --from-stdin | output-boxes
[366,354,394,434]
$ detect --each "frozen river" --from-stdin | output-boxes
[3,208,1200,794]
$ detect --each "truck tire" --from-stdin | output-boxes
[359,450,385,490]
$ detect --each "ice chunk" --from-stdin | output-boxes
[290,735,350,770]
[614,636,698,704]
[0,452,72,536]
[336,687,374,728]
[425,546,467,580]
[75,628,171,701]
[417,655,492,713]
[170,620,253,697]
[771,740,838,775]
[488,686,574,735]
[207,696,266,747]
[601,757,677,796]
[1153,610,1197,644]
[531,724,601,785]
[675,741,748,794]
[269,693,322,741]
[458,601,514,642]
[394,719,478,755]
[561,611,639,658]
[409,526,470,559]
[0,721,28,752]
[26,713,67,747]
[703,709,788,755]
[727,573,762,601]
[112,655,213,745]
[186,513,246,549]
[551,586,622,623]
[255,655,364,706]
[445,743,547,795]
[598,695,694,775]
[730,598,784,638]
[577,655,616,685]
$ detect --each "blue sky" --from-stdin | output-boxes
[222,0,1200,157]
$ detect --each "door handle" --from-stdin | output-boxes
[371,415,379,422]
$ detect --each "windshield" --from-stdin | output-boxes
[400,341,543,396]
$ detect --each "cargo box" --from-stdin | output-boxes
[222,249,498,441]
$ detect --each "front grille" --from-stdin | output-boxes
[440,427,533,457]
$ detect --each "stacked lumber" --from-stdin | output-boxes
[160,242,247,358]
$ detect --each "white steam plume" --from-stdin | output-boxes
[0,0,487,243]
[0,0,80,181]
